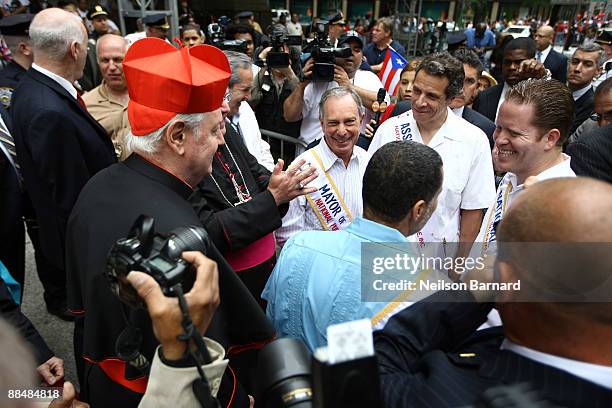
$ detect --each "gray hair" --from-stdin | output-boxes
[574,43,605,67]
[96,34,128,57]
[224,50,252,88]
[126,112,207,155]
[29,10,86,61]
[318,86,365,121]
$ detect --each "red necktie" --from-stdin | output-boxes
[77,93,88,112]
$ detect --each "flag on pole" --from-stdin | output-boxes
[378,47,409,97]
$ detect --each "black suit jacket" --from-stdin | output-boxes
[11,68,116,271]
[472,83,505,122]
[571,87,595,135]
[543,49,568,83]
[0,105,25,285]
[375,290,612,407]
[390,101,496,148]
[567,124,612,183]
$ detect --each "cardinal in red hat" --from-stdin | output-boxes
[65,38,275,407]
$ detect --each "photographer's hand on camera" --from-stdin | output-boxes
[268,158,318,206]
[333,64,351,87]
[283,58,314,122]
[126,251,220,360]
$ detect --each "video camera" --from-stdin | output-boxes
[266,30,303,68]
[208,22,250,54]
[302,20,352,82]
[106,215,210,308]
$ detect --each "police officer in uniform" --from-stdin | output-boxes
[0,14,34,109]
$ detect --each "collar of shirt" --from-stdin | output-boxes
[452,105,465,118]
[315,135,363,172]
[496,82,511,118]
[347,217,408,243]
[539,44,552,62]
[424,107,464,146]
[501,339,612,390]
[32,63,77,99]
[97,80,129,107]
[572,84,592,101]
[503,153,574,191]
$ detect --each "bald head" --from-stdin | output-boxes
[534,25,554,51]
[30,8,86,61]
[497,178,612,329]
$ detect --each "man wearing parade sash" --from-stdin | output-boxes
[369,52,495,255]
[476,79,576,253]
[276,87,369,247]
[264,141,443,351]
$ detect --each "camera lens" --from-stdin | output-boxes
[164,226,209,258]
[257,338,313,408]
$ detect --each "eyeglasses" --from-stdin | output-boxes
[224,92,232,103]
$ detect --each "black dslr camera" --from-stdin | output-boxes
[266,30,303,68]
[106,215,210,308]
[302,20,352,82]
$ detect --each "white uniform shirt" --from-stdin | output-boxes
[369,107,495,243]
[275,139,368,247]
[299,69,389,146]
[286,21,303,36]
[125,31,147,47]
[230,101,275,172]
[593,57,612,88]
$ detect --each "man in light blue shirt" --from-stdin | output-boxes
[263,141,444,351]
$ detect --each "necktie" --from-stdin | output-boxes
[77,92,88,112]
[536,51,543,62]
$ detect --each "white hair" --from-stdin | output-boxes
[126,112,207,155]
[29,11,86,61]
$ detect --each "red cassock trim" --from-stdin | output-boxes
[83,356,148,394]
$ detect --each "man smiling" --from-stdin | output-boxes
[370,52,494,252]
[475,79,576,251]
[276,86,369,246]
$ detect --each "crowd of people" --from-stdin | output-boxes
[0,2,611,408]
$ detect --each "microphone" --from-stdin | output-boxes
[371,88,388,134]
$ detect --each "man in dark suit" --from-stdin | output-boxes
[472,37,547,122]
[568,44,603,134]
[534,25,568,83]
[11,9,116,320]
[567,123,612,183]
[375,178,612,407]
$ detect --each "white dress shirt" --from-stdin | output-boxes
[231,101,275,172]
[537,44,552,63]
[572,84,592,101]
[32,63,77,99]
[370,107,495,244]
[276,139,368,246]
[501,339,612,390]
[495,82,511,121]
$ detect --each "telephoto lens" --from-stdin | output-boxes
[257,338,313,407]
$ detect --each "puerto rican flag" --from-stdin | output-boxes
[378,47,408,96]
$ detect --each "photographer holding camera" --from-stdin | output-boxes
[66,39,274,407]
[283,30,388,148]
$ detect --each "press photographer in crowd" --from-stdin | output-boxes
[283,28,388,148]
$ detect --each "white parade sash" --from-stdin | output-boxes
[392,110,416,142]
[304,149,353,231]
[482,181,513,253]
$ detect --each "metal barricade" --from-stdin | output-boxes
[260,128,307,163]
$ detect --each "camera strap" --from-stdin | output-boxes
[173,284,220,408]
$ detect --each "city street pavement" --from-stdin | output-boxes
[20,236,78,387]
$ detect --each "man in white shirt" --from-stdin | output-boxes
[370,52,495,252]
[224,51,274,171]
[476,79,576,253]
[276,86,369,246]
[283,31,388,148]
[286,13,303,37]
